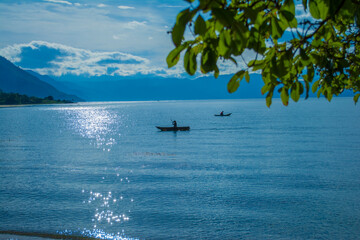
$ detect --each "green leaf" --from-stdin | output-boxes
[266,88,274,107]
[184,47,197,75]
[280,0,297,28]
[212,8,234,27]
[201,47,217,73]
[255,11,265,28]
[304,81,310,99]
[317,88,322,98]
[275,51,292,78]
[261,83,270,95]
[300,49,311,65]
[172,8,194,46]
[249,59,265,71]
[290,82,301,102]
[309,0,321,19]
[271,18,284,39]
[228,56,237,66]
[194,15,207,36]
[184,58,193,74]
[280,87,289,106]
[307,65,315,82]
[244,7,258,23]
[279,11,297,29]
[227,70,245,93]
[309,0,329,20]
[326,88,333,101]
[354,93,360,104]
[245,71,250,83]
[166,44,187,68]
[172,23,186,46]
[312,80,320,93]
[322,24,334,40]
[338,0,355,23]
[233,21,249,39]
[218,30,231,56]
[214,65,219,78]
[232,26,248,53]
[299,81,304,95]
[282,0,296,15]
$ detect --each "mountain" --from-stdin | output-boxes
[0,56,82,102]
[53,73,266,101]
[56,73,353,102]
[26,70,84,100]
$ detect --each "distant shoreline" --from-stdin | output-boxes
[0,104,34,108]
[0,102,75,108]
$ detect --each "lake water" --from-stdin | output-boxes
[0,98,360,240]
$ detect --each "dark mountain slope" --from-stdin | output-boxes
[0,56,82,101]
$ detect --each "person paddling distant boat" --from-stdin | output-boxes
[156,120,190,131]
[214,112,232,116]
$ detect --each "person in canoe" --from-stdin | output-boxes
[172,120,177,128]
[220,111,224,116]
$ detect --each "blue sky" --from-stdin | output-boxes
[0,0,195,77]
[0,0,310,79]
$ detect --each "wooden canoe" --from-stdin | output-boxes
[214,113,232,116]
[156,126,190,131]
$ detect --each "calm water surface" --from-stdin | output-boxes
[0,99,359,239]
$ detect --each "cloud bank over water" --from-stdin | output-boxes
[0,41,185,77]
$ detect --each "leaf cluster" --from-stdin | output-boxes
[167,0,360,106]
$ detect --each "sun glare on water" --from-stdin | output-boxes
[58,105,120,151]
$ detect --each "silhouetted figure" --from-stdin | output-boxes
[220,111,224,116]
[172,120,177,128]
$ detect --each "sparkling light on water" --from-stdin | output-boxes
[82,188,133,229]
[58,105,119,151]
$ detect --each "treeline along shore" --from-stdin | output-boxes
[0,89,74,106]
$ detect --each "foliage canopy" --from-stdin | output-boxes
[167,0,360,106]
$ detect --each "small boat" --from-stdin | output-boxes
[214,113,232,116]
[156,126,190,131]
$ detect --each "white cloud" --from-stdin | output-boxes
[0,41,189,78]
[118,5,134,10]
[125,21,147,29]
[44,0,72,5]
[97,3,107,8]
[0,41,150,76]
[295,4,312,20]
